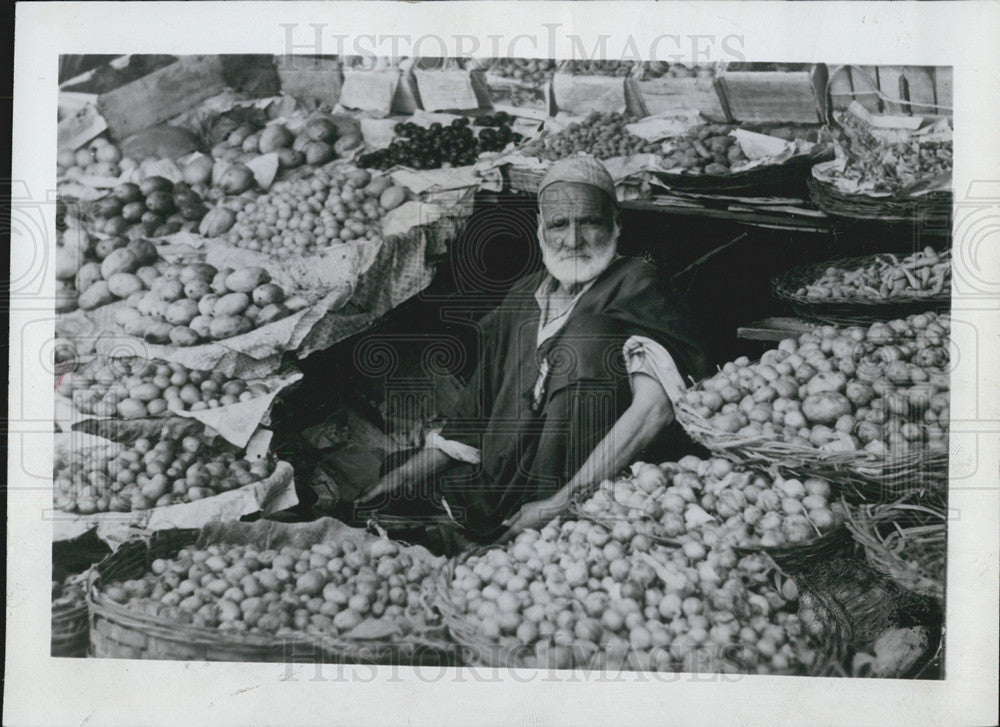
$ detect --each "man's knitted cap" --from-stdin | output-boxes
[537,155,617,205]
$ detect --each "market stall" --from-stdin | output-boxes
[53,55,950,678]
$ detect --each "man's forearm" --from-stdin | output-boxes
[397,446,453,483]
[550,404,672,511]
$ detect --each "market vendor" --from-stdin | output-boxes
[356,156,707,550]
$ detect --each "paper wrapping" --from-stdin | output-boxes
[52,431,298,546]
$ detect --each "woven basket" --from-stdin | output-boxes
[795,554,944,678]
[843,500,946,601]
[426,549,534,669]
[772,254,952,325]
[88,520,461,665]
[52,601,90,657]
[675,401,948,503]
[807,173,952,223]
[652,144,833,198]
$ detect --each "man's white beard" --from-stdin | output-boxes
[539,226,619,288]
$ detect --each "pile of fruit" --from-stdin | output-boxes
[98,537,432,635]
[638,63,716,81]
[657,124,750,174]
[831,111,953,193]
[358,116,523,171]
[678,313,951,458]
[58,137,136,183]
[518,112,660,161]
[58,356,272,418]
[216,167,403,257]
[54,434,276,513]
[441,517,813,673]
[559,60,638,77]
[88,176,210,238]
[485,58,557,83]
[793,248,951,300]
[208,115,363,174]
[578,458,845,550]
[72,238,304,344]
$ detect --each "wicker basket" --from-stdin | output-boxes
[652,144,833,198]
[675,401,948,503]
[88,520,461,665]
[52,601,90,658]
[772,254,952,325]
[795,554,944,678]
[807,172,953,223]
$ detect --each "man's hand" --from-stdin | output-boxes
[499,495,565,542]
[355,447,454,507]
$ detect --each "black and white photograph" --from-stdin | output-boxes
[6,3,999,726]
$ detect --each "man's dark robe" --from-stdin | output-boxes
[436,256,708,542]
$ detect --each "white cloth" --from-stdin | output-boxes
[425,273,687,460]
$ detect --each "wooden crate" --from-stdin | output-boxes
[97,55,225,140]
[717,65,828,124]
[626,75,727,121]
[413,68,492,112]
[828,65,952,117]
[274,55,343,104]
[551,73,628,116]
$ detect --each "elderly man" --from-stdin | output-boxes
[357,156,706,551]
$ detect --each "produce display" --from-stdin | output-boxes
[208,114,363,173]
[358,115,523,171]
[517,112,660,161]
[58,136,136,182]
[87,176,211,238]
[831,110,952,193]
[679,313,950,458]
[58,356,273,418]
[637,62,715,81]
[217,167,402,257]
[559,60,638,77]
[53,434,277,513]
[657,124,748,174]
[485,58,557,83]
[579,458,845,549]
[71,233,304,344]
[792,248,951,301]
[439,516,812,673]
[98,537,431,635]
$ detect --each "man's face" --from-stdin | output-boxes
[538,182,618,287]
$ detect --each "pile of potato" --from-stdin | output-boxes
[99,537,431,636]
[443,517,813,673]
[579,457,845,550]
[518,112,660,161]
[54,434,275,514]
[794,248,951,300]
[57,356,271,419]
[216,167,403,257]
[679,313,950,458]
